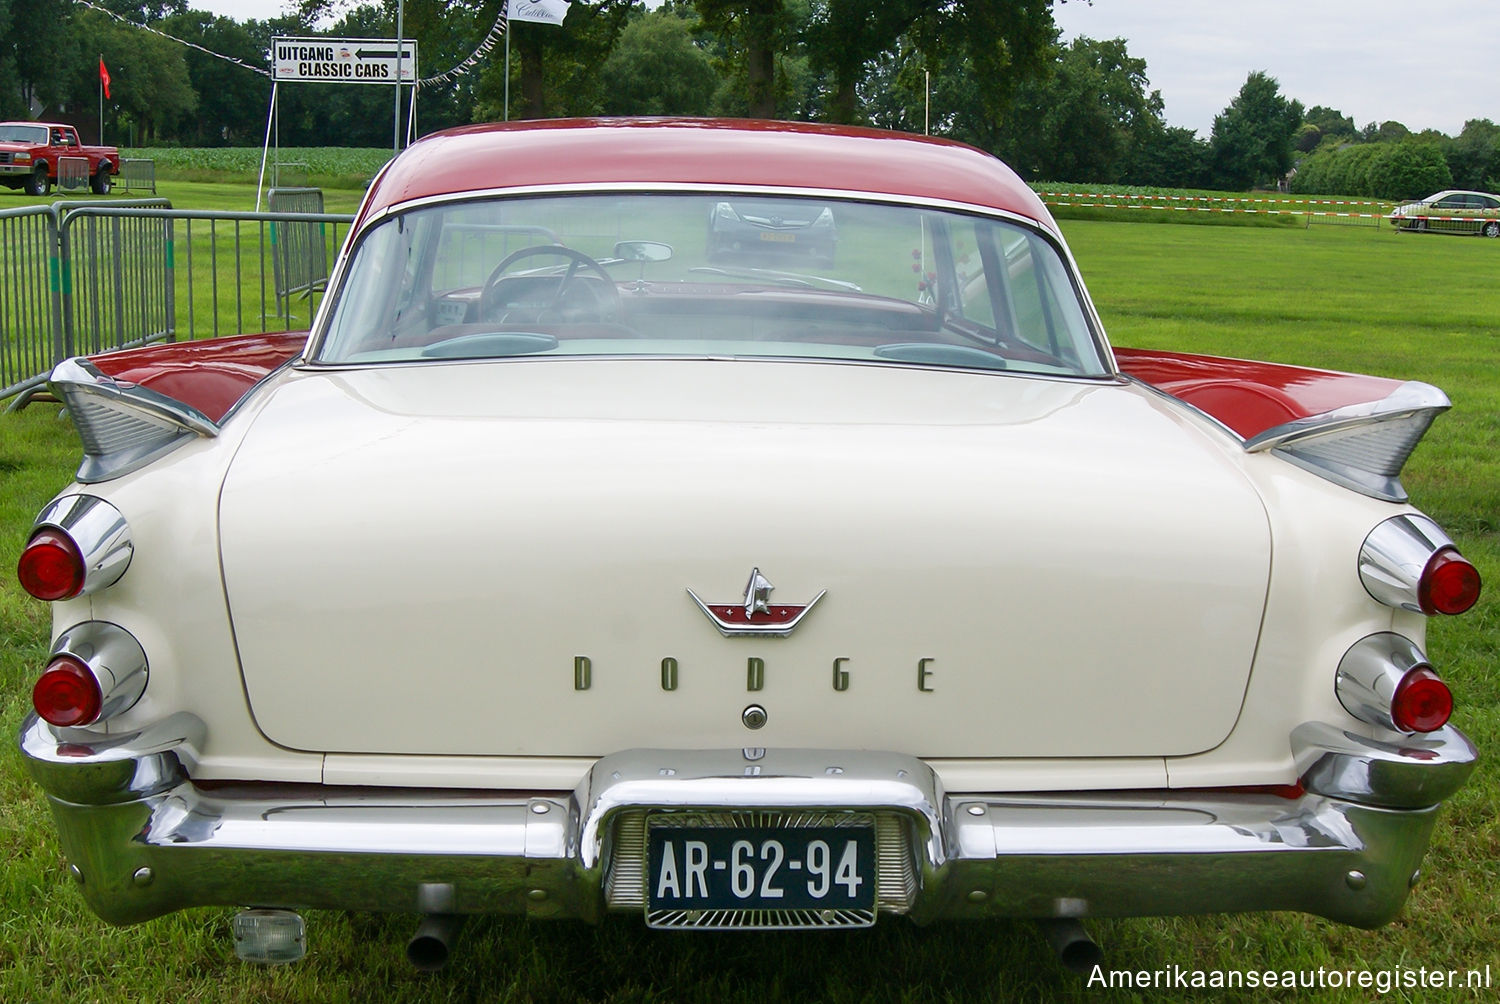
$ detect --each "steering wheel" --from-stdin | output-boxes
[479,244,621,323]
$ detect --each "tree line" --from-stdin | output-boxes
[2,0,1495,199]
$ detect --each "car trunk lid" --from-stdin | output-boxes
[219,359,1270,758]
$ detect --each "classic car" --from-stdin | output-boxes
[1387,189,1500,236]
[17,119,1481,973]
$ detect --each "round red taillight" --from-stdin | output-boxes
[1391,665,1452,733]
[33,655,103,728]
[1419,548,1481,615]
[17,528,85,601]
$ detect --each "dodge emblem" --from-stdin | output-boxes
[687,567,826,638]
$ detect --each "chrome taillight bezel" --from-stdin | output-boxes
[1335,632,1450,734]
[1358,513,1479,615]
[25,494,133,599]
[39,622,149,727]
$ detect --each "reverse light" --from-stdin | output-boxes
[33,655,103,727]
[32,622,148,729]
[1336,632,1452,734]
[1359,514,1481,615]
[1391,666,1453,733]
[17,528,85,600]
[17,495,132,601]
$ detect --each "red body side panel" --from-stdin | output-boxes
[87,332,306,423]
[1114,346,1403,440]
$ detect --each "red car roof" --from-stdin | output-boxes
[360,118,1052,227]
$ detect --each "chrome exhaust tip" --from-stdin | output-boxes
[1038,917,1103,975]
[407,914,465,972]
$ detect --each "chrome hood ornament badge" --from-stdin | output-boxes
[687,567,826,637]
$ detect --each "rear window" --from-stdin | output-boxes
[316,192,1108,378]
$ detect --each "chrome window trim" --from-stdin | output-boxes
[304,183,1114,376]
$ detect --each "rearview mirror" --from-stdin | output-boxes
[614,241,673,263]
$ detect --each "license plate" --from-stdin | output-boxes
[758,232,797,243]
[647,823,876,918]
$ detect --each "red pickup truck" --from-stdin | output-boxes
[0,121,119,195]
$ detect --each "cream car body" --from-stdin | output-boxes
[18,120,1479,964]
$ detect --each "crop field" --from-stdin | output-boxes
[1,206,1498,1002]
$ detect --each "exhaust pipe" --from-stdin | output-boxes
[407,914,466,972]
[1037,918,1103,975]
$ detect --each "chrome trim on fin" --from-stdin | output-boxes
[50,357,219,483]
[1242,381,1449,502]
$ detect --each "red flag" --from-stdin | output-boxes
[99,57,111,99]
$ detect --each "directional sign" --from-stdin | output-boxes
[272,37,418,85]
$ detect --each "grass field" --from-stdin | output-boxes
[1,217,1497,1002]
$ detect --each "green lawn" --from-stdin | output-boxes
[1,219,1497,1002]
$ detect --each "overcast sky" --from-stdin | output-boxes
[1053,0,1497,137]
[195,0,1497,138]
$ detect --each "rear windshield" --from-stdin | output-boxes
[315,192,1109,378]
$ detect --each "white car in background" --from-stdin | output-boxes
[1388,189,1500,236]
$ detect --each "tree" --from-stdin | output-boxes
[1360,120,1410,143]
[161,10,272,146]
[993,35,1164,184]
[1128,124,1208,188]
[59,8,197,144]
[693,0,799,118]
[473,0,633,121]
[902,0,1055,137]
[803,0,1052,128]
[1304,104,1355,143]
[1208,71,1302,190]
[2,0,77,117]
[1289,142,1380,196]
[1364,141,1451,200]
[600,8,718,115]
[1445,119,1500,191]
[1293,122,1322,154]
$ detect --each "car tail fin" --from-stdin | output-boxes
[1242,381,1448,502]
[49,356,218,483]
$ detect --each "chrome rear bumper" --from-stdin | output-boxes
[20,713,1476,928]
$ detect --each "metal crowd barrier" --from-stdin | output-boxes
[57,156,91,193]
[119,158,157,194]
[0,205,58,401]
[267,188,331,320]
[1,201,353,409]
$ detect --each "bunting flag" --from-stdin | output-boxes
[507,0,570,26]
[99,57,111,99]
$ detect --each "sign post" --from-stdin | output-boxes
[262,37,420,208]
